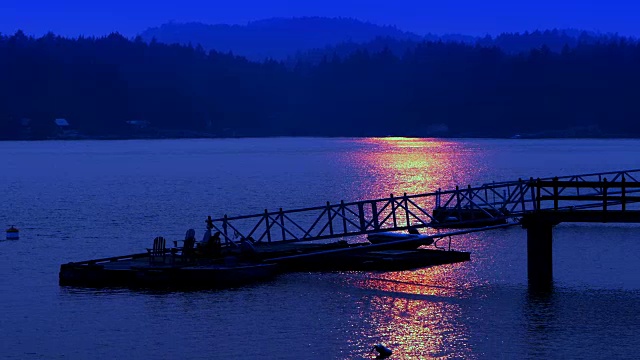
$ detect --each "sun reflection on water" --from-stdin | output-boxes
[340,264,476,359]
[339,137,492,359]
[349,137,486,199]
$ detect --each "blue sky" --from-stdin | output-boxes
[1,0,639,37]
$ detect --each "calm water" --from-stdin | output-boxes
[1,138,640,359]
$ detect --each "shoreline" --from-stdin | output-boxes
[2,134,639,141]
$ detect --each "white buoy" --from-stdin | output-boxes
[6,226,19,240]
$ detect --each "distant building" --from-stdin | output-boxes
[126,120,150,129]
[53,118,80,138]
[54,118,70,127]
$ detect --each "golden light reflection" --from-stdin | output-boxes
[342,264,475,359]
[351,137,485,199]
[339,137,494,359]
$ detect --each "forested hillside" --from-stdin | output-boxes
[1,31,639,139]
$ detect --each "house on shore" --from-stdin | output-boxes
[125,120,151,129]
[53,118,80,138]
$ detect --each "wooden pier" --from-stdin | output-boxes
[201,169,640,289]
[60,169,640,289]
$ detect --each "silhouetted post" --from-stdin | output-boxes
[621,175,626,211]
[223,215,228,244]
[341,200,347,234]
[553,177,559,210]
[603,178,608,222]
[357,202,366,232]
[279,208,285,241]
[467,185,474,220]
[403,193,410,228]
[371,201,380,230]
[522,214,556,289]
[529,177,536,211]
[264,209,272,243]
[390,194,397,228]
[602,178,609,212]
[519,179,526,212]
[536,178,542,210]
[326,202,333,235]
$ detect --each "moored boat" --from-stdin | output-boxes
[367,229,434,250]
[431,206,508,228]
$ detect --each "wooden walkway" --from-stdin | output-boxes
[202,169,640,289]
[204,169,640,246]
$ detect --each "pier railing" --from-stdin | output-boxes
[207,169,640,244]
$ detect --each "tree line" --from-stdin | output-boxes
[1,31,639,139]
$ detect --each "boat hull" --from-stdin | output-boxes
[367,232,434,249]
[432,207,508,228]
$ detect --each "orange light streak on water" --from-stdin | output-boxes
[342,137,491,359]
[340,263,480,359]
[351,137,484,199]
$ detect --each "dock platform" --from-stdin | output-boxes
[59,241,470,289]
[272,248,471,272]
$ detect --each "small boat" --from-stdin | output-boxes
[431,206,508,228]
[367,230,434,250]
[264,233,468,272]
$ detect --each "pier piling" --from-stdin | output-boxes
[522,215,556,289]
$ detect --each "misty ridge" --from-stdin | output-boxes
[140,17,620,62]
[1,16,640,140]
[140,17,424,61]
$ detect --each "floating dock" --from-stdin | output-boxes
[59,239,470,289]
[59,252,280,289]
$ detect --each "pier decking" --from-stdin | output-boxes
[59,251,280,288]
[60,240,469,288]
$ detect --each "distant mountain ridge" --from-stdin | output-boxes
[139,17,423,61]
[140,17,628,62]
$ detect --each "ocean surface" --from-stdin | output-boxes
[1,138,640,359]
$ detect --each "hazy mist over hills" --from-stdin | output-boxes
[139,17,623,61]
[140,17,423,61]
